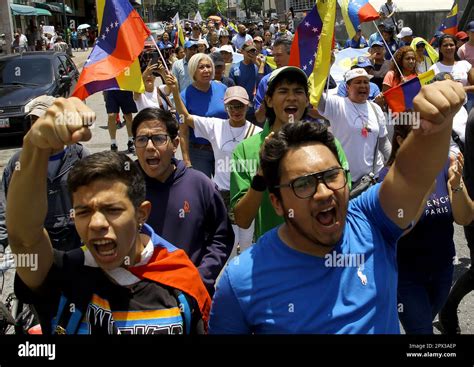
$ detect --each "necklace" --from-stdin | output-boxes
[349,100,371,137]
[228,121,247,142]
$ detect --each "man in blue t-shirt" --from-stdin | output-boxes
[209,80,466,334]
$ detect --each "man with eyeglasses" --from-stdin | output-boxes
[131,108,234,296]
[210,79,467,333]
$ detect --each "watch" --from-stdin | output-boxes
[251,174,267,192]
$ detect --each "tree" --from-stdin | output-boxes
[199,0,227,19]
[156,0,199,22]
[241,0,262,19]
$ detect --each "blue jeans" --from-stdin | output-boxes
[189,145,214,179]
[397,265,454,334]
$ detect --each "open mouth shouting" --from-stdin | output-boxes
[313,205,340,233]
[90,238,118,263]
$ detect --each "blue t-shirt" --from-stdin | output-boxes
[378,162,454,272]
[209,184,404,334]
[344,36,369,49]
[181,81,228,145]
[253,73,270,111]
[337,81,381,100]
[229,62,258,105]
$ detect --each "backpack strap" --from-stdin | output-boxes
[243,123,256,140]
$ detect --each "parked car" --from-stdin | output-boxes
[0,51,78,136]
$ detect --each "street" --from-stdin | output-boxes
[0,49,472,335]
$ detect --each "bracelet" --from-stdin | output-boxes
[452,182,464,193]
[251,174,267,192]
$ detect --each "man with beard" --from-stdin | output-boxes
[231,24,253,52]
[210,80,466,333]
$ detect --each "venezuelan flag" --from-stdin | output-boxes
[384,70,435,113]
[437,2,458,36]
[288,0,337,107]
[339,0,380,39]
[72,0,150,100]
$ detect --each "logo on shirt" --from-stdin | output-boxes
[179,200,191,218]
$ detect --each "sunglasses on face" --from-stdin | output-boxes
[134,134,169,148]
[226,104,246,111]
[275,167,348,199]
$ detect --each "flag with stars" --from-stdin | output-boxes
[437,1,458,35]
[72,0,150,100]
[289,0,337,107]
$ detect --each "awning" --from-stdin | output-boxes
[34,2,72,14]
[10,3,37,16]
[35,8,52,16]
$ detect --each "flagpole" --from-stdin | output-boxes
[372,20,403,78]
[149,35,170,73]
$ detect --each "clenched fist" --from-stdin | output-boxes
[27,97,94,150]
[413,80,465,135]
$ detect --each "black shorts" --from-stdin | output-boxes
[105,90,137,114]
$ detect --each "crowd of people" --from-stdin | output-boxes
[1,4,474,336]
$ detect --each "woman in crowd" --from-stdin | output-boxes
[378,123,473,334]
[168,74,261,253]
[413,40,435,73]
[133,62,173,113]
[383,46,418,92]
[179,53,228,177]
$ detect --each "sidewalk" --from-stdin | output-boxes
[71,49,91,71]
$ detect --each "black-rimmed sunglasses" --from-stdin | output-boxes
[275,167,349,199]
[134,134,169,148]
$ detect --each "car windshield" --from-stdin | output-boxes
[0,58,53,85]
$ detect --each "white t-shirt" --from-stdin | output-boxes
[429,60,472,86]
[318,96,387,182]
[193,116,262,190]
[134,85,170,112]
[450,105,468,156]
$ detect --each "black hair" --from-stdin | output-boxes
[438,34,460,61]
[68,151,146,208]
[260,121,341,198]
[272,37,292,54]
[132,108,179,139]
[386,124,413,166]
[264,70,309,126]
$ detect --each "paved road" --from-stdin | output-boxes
[0,50,472,335]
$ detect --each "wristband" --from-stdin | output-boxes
[251,174,267,192]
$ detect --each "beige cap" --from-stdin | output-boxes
[25,95,56,118]
[224,86,249,105]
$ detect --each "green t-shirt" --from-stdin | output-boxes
[230,122,351,240]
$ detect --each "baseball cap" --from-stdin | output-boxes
[344,68,373,82]
[456,31,469,41]
[253,36,263,42]
[184,40,198,49]
[467,21,474,32]
[224,86,250,105]
[219,45,234,53]
[210,52,225,67]
[416,40,426,47]
[267,66,308,89]
[25,95,56,118]
[370,40,384,47]
[242,41,257,52]
[353,56,373,69]
[397,27,413,39]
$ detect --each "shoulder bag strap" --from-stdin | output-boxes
[367,101,381,175]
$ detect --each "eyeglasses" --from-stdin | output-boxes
[275,167,348,199]
[134,134,169,148]
[226,104,246,111]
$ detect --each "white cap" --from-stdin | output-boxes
[397,27,413,39]
[344,68,373,82]
[219,45,234,53]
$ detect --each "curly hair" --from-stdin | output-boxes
[390,46,417,84]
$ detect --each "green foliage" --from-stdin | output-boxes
[241,0,263,19]
[155,0,199,21]
[199,0,227,19]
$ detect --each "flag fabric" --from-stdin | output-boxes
[339,0,380,39]
[72,0,150,100]
[194,11,203,24]
[437,2,458,35]
[289,0,337,107]
[172,12,185,47]
[384,70,435,113]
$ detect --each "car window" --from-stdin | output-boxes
[59,55,76,75]
[0,58,53,85]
